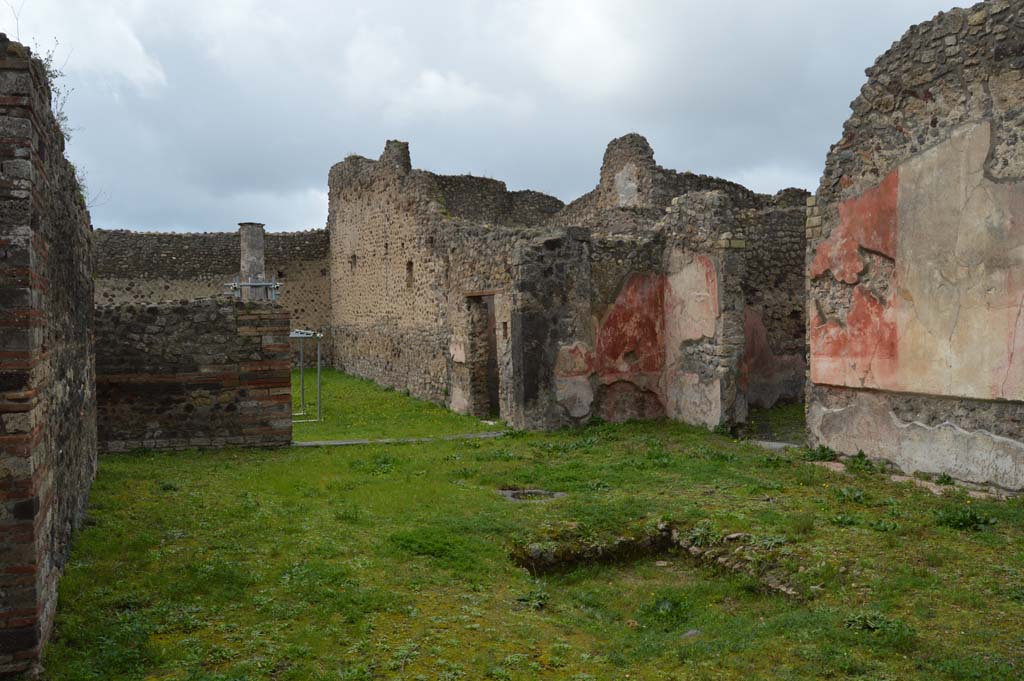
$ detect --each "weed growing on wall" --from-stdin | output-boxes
[35,39,72,141]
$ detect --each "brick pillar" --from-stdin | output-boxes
[238,222,266,300]
[0,38,48,673]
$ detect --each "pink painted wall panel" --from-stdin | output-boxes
[810,122,1024,402]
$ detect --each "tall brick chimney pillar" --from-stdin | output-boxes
[238,222,267,300]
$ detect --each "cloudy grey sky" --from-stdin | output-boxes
[9,0,959,232]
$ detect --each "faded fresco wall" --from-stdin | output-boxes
[550,245,729,429]
[326,134,805,430]
[0,37,97,674]
[552,254,726,427]
[95,298,292,452]
[544,138,807,429]
[807,0,1024,491]
[549,230,666,427]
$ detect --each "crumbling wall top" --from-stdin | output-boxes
[94,228,330,279]
[380,139,412,175]
[549,132,794,230]
[329,140,564,228]
[820,0,1024,204]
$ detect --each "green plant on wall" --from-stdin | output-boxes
[35,39,72,142]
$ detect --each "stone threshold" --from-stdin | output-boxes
[292,431,505,447]
[747,440,799,451]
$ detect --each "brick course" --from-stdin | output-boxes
[95,298,292,453]
[0,36,97,675]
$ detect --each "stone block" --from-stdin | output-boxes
[0,115,29,139]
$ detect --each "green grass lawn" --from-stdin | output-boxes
[290,369,499,441]
[43,378,1024,680]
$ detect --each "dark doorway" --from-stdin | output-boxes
[467,295,500,418]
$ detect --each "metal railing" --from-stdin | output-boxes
[224,276,282,301]
[290,329,323,423]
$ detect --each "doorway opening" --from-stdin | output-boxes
[467,294,500,418]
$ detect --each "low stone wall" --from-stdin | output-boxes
[93,228,332,366]
[95,298,293,452]
[0,37,97,674]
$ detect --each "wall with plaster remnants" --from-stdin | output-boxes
[546,136,807,429]
[807,0,1024,491]
[328,134,806,430]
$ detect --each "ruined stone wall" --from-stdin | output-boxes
[265,232,331,361]
[545,136,806,429]
[435,175,563,225]
[512,230,594,429]
[550,230,666,425]
[327,145,457,403]
[94,228,331,363]
[545,135,741,428]
[0,37,97,674]
[549,133,760,230]
[326,140,563,410]
[806,0,1024,491]
[661,192,748,427]
[442,223,544,420]
[546,221,740,429]
[95,298,292,452]
[327,135,806,431]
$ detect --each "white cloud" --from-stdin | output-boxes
[514,0,650,100]
[11,0,166,93]
[398,69,532,117]
[339,23,532,120]
[204,187,328,232]
[730,163,821,196]
[341,24,408,100]
[6,0,966,231]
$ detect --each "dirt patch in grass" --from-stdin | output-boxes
[498,487,567,502]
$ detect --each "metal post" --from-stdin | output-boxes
[299,337,306,416]
[316,334,322,422]
[290,329,323,424]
